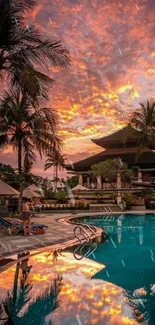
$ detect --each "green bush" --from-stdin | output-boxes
[122,193,134,209]
[54,191,67,203]
[149,201,155,209]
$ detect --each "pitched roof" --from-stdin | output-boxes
[66,147,155,172]
[91,125,141,148]
[0,179,19,196]
[72,184,88,191]
[25,184,43,194]
[22,189,41,198]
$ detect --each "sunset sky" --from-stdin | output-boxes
[0,0,155,178]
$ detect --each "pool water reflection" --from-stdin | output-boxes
[0,249,138,325]
[1,214,155,325]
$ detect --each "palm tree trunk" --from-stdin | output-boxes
[55,165,58,191]
[11,260,20,317]
[18,139,23,212]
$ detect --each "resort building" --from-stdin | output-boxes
[66,125,155,189]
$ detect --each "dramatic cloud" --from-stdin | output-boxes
[33,0,155,151]
[1,0,155,177]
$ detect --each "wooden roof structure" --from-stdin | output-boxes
[66,148,155,172]
[66,125,155,172]
[91,125,141,148]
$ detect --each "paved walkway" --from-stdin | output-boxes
[0,209,153,258]
[0,214,77,258]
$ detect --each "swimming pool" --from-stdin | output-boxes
[0,214,155,324]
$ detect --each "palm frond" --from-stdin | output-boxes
[0,0,70,98]
[15,277,33,315]
[20,275,63,324]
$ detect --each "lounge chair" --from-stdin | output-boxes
[0,216,48,236]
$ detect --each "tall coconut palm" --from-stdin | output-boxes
[0,274,62,325]
[131,100,155,154]
[126,285,155,324]
[0,0,71,99]
[44,151,66,191]
[0,89,61,210]
[0,256,63,325]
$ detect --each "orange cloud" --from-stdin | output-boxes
[1,0,155,176]
[0,252,138,325]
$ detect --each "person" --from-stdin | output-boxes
[21,198,32,236]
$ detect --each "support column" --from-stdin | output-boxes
[87,176,90,189]
[117,173,121,190]
[97,176,102,190]
[138,172,142,182]
[79,174,83,186]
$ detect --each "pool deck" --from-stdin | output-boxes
[0,210,154,259]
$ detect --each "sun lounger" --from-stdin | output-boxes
[0,216,22,235]
[0,216,48,236]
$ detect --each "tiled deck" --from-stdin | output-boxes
[0,210,154,258]
[0,214,77,258]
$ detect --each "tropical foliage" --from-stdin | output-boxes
[45,151,66,190]
[126,285,155,324]
[64,176,78,189]
[0,0,70,99]
[0,261,63,325]
[90,158,132,189]
[0,89,60,207]
[131,100,155,154]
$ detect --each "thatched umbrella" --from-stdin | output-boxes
[0,179,19,196]
[22,189,41,198]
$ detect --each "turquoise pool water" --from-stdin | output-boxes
[0,214,155,324]
[85,214,155,291]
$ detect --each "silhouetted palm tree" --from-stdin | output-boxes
[131,100,155,154]
[126,285,155,324]
[0,262,62,325]
[45,151,66,191]
[0,89,61,209]
[0,259,32,325]
[0,0,71,98]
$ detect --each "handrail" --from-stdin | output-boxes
[73,224,99,260]
[85,243,97,258]
[82,224,97,239]
[73,242,97,260]
[74,226,90,243]
[74,243,89,260]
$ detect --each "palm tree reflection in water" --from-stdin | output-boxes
[126,285,155,324]
[0,253,63,325]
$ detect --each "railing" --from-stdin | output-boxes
[73,225,98,260]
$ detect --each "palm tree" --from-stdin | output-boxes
[0,0,71,99]
[131,100,155,154]
[0,89,61,210]
[44,151,66,191]
[0,272,63,325]
[126,285,155,324]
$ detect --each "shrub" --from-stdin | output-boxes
[122,193,134,209]
[149,201,155,209]
[54,191,67,203]
[148,191,155,209]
